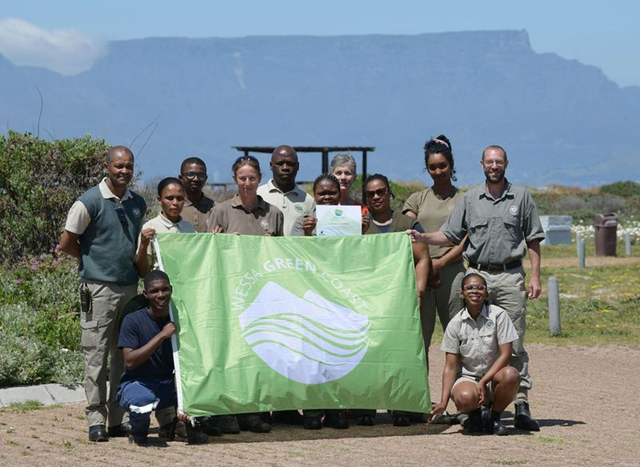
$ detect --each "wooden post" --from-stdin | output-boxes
[362,150,368,200]
[548,277,561,334]
[322,150,329,174]
[625,231,632,257]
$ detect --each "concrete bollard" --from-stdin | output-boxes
[625,231,632,257]
[548,276,561,334]
[577,236,586,269]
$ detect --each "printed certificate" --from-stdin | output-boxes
[316,205,362,236]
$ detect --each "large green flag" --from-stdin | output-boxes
[156,232,429,417]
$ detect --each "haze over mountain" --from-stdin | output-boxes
[1,30,638,186]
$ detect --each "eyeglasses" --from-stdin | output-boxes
[482,159,506,167]
[234,155,259,165]
[182,171,207,180]
[463,284,487,292]
[114,204,128,228]
[364,188,389,199]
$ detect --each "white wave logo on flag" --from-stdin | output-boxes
[239,282,370,384]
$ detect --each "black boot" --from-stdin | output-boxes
[486,410,508,436]
[514,402,540,431]
[185,422,209,444]
[158,417,177,440]
[461,408,484,433]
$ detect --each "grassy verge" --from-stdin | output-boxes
[431,243,640,347]
[1,400,62,413]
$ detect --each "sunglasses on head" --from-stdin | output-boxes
[234,155,259,165]
[182,171,207,180]
[364,187,390,199]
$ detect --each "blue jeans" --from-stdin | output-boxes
[117,378,177,435]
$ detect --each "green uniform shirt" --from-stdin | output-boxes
[441,180,544,265]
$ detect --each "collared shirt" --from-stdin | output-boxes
[206,194,283,236]
[181,193,215,233]
[140,213,195,269]
[441,304,518,380]
[441,180,545,264]
[257,179,315,236]
[65,178,134,234]
[403,187,464,259]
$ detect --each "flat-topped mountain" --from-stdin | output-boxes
[1,30,638,185]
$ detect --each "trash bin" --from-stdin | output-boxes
[594,213,618,256]
[540,215,572,245]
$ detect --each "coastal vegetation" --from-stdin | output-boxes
[1,132,638,387]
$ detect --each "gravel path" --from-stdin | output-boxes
[1,344,638,466]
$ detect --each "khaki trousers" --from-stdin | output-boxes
[420,260,466,363]
[81,280,137,427]
[466,266,531,402]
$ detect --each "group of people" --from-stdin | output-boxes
[59,137,544,445]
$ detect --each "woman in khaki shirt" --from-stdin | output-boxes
[206,155,283,435]
[403,135,466,362]
[207,156,284,238]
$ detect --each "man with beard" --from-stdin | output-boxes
[179,157,215,233]
[60,146,147,441]
[409,145,544,431]
[257,145,315,236]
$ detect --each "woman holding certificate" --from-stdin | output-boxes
[290,174,367,237]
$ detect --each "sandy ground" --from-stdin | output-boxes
[1,344,638,467]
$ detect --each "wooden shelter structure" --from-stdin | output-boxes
[233,146,375,198]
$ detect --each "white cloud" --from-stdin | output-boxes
[0,18,107,75]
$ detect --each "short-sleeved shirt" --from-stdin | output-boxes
[441,304,518,380]
[257,179,315,236]
[206,194,284,236]
[118,308,174,382]
[65,178,136,235]
[364,211,422,235]
[441,180,545,265]
[140,213,195,269]
[403,187,464,259]
[181,193,215,233]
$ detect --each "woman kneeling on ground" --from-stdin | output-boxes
[428,273,521,435]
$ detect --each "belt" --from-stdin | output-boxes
[468,260,522,273]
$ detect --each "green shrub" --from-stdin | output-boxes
[0,254,84,387]
[0,132,109,263]
[0,303,83,387]
[600,181,640,199]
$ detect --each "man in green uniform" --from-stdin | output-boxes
[410,145,544,431]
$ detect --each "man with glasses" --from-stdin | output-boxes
[60,146,147,442]
[410,145,544,431]
[179,157,214,233]
[257,145,315,236]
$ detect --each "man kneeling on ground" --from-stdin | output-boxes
[116,270,208,445]
[429,273,521,435]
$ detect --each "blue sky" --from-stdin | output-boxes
[1,0,638,86]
